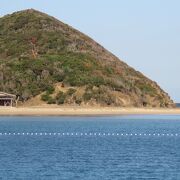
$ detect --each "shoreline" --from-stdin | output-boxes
[0,107,180,116]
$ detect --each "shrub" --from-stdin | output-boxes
[56,91,66,104]
[83,91,93,101]
[14,16,29,30]
[41,93,51,102]
[91,76,105,87]
[56,91,64,98]
[47,97,56,104]
[73,96,82,105]
[46,85,55,94]
[105,67,114,74]
[57,96,66,104]
[52,74,64,82]
[75,98,82,105]
[66,88,76,96]
[137,83,156,96]
[21,89,31,101]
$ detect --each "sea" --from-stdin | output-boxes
[0,115,180,180]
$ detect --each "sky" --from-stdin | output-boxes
[0,0,180,102]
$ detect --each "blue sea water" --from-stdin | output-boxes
[0,115,180,180]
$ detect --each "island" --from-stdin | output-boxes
[0,9,177,116]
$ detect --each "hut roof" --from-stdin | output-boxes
[0,92,16,98]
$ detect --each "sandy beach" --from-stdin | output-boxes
[0,107,180,116]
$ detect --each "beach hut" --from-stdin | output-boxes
[0,92,16,107]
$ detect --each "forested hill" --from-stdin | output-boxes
[0,9,174,107]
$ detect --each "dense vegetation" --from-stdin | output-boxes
[0,9,174,107]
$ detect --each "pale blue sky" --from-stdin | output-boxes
[1,0,179,102]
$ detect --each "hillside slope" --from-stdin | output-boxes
[0,9,174,107]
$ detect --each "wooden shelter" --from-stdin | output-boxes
[0,92,16,107]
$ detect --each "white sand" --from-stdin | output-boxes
[0,107,180,116]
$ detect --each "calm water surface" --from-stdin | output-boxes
[0,115,180,180]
